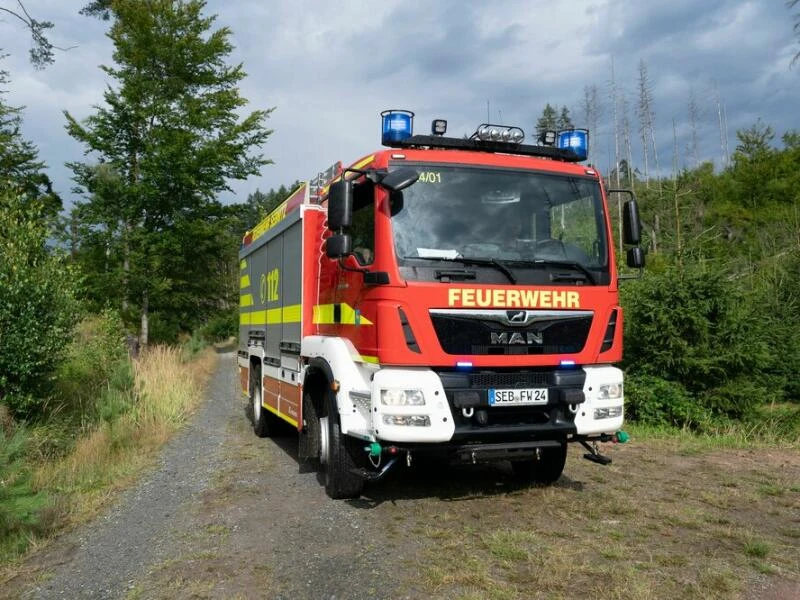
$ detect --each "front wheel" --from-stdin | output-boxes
[511,442,567,485]
[321,392,365,499]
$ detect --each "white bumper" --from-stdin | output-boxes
[573,365,625,435]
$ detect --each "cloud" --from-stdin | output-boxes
[1,0,799,207]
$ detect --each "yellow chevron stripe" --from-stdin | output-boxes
[240,274,250,289]
[240,260,247,271]
[312,303,373,326]
[240,294,254,307]
[320,155,375,197]
[361,355,379,364]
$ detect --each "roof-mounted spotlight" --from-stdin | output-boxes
[431,119,447,136]
[538,130,557,146]
[473,124,524,144]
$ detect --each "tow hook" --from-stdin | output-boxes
[579,431,628,465]
[350,443,408,482]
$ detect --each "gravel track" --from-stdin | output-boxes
[9,352,408,600]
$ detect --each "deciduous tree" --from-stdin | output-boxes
[66,0,273,346]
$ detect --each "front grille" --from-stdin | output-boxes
[470,371,549,388]
[430,310,593,355]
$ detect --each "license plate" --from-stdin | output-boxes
[489,388,549,406]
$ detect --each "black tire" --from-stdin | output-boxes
[299,391,320,463]
[251,366,271,438]
[323,391,365,499]
[511,442,567,485]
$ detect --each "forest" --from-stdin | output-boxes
[1,0,798,561]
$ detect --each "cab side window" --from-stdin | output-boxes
[351,182,375,265]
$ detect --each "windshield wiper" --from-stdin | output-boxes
[404,256,517,284]
[532,259,597,285]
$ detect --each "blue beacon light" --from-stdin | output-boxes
[557,129,589,161]
[381,110,415,146]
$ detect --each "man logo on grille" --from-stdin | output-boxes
[506,310,527,325]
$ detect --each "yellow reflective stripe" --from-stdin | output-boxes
[239,304,303,326]
[361,355,379,364]
[265,403,298,428]
[320,155,375,196]
[312,303,373,326]
[240,294,254,308]
[240,275,250,289]
[283,304,302,322]
[240,260,247,271]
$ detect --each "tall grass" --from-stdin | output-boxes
[0,343,215,567]
[33,346,216,523]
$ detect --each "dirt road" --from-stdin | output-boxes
[5,351,798,599]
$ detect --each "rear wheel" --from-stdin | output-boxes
[321,391,365,499]
[251,366,271,438]
[511,442,567,485]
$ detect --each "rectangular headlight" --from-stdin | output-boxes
[382,414,431,427]
[594,406,623,420]
[597,383,623,400]
[380,389,425,406]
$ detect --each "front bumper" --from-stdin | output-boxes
[366,365,623,444]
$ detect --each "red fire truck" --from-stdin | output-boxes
[238,111,643,498]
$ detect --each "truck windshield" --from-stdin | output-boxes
[390,164,609,284]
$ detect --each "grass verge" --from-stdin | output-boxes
[0,345,216,574]
[382,428,799,600]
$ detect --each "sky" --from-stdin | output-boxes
[1,0,799,210]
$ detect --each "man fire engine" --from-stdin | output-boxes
[238,110,643,499]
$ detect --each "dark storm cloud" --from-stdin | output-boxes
[350,0,525,82]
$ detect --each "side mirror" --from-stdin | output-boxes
[325,233,351,259]
[380,168,419,192]
[328,180,353,230]
[389,190,404,216]
[626,246,645,269]
[623,199,641,245]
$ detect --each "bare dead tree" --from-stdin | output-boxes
[714,82,731,168]
[790,0,800,67]
[638,60,662,191]
[621,91,635,188]
[636,60,651,186]
[581,84,601,167]
[688,87,700,168]
[672,118,679,183]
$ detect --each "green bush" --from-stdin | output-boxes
[622,264,767,393]
[198,309,237,342]
[56,310,129,418]
[181,332,208,361]
[625,374,712,430]
[0,191,82,419]
[146,311,183,345]
[621,264,774,422]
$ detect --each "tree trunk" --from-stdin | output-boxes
[140,288,149,349]
[122,219,131,312]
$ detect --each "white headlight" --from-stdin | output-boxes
[594,406,623,420]
[597,383,623,400]
[382,414,431,427]
[380,389,425,406]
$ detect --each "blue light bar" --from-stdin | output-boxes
[456,361,473,370]
[560,359,576,367]
[381,109,414,146]
[557,129,589,161]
